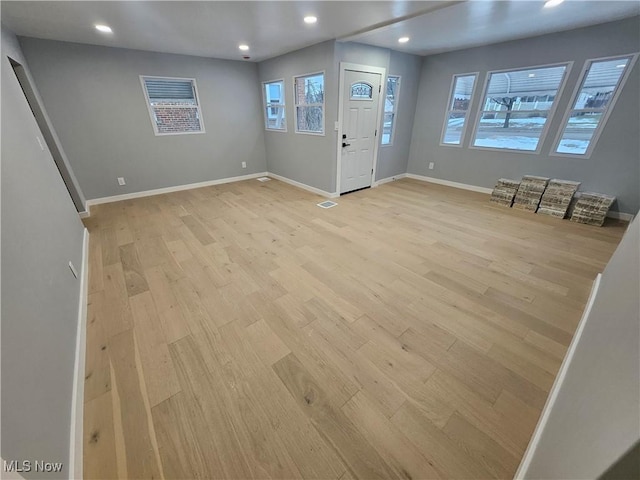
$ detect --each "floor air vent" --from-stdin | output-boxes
[317,200,338,209]
[256,177,271,182]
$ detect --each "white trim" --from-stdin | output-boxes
[78,211,90,219]
[469,61,573,155]
[439,72,480,148]
[373,173,408,187]
[337,62,387,195]
[85,172,268,212]
[606,210,635,222]
[550,53,639,159]
[515,273,602,479]
[262,78,287,133]
[406,173,493,194]
[406,173,632,219]
[381,74,401,147]
[267,172,338,198]
[293,70,325,136]
[139,75,206,136]
[69,228,89,480]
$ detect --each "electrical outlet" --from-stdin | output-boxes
[117,177,126,186]
[242,161,247,169]
[428,162,434,170]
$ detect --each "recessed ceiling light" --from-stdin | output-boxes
[95,24,112,33]
[616,64,627,68]
[544,0,565,8]
[398,37,410,44]
[239,44,250,51]
[528,73,536,77]
[304,16,317,24]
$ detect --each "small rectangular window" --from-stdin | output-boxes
[263,79,286,131]
[382,76,401,146]
[553,55,636,156]
[294,72,324,135]
[472,64,569,152]
[140,76,204,135]
[441,73,477,146]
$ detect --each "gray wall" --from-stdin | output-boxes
[258,40,339,193]
[19,38,268,200]
[378,50,422,180]
[1,25,86,479]
[521,215,640,479]
[408,17,640,214]
[257,40,421,194]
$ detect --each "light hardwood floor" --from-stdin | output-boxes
[82,178,626,479]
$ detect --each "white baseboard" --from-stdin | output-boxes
[606,210,635,222]
[267,173,338,198]
[373,173,408,187]
[85,172,269,212]
[405,173,493,194]
[69,228,89,480]
[514,273,602,479]
[406,173,633,220]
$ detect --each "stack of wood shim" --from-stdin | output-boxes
[489,178,520,207]
[570,192,616,226]
[537,179,581,218]
[512,175,550,212]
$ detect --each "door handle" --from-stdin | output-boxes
[342,142,351,147]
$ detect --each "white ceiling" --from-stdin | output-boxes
[343,0,640,56]
[1,1,639,62]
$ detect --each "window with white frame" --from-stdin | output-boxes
[472,64,568,152]
[294,72,324,134]
[554,55,636,156]
[141,76,204,135]
[441,73,477,145]
[263,80,286,131]
[382,76,400,145]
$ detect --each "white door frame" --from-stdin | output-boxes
[336,62,387,195]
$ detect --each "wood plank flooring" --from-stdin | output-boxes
[82,178,626,479]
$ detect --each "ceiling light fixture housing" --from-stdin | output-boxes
[239,44,250,51]
[304,16,317,24]
[95,24,112,33]
[544,0,565,8]
[398,37,410,43]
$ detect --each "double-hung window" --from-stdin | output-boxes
[294,72,324,134]
[141,76,204,135]
[553,55,637,156]
[472,63,569,152]
[441,73,477,145]
[382,75,401,145]
[263,79,286,131]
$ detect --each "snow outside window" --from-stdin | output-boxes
[263,80,286,131]
[294,73,324,134]
[382,76,400,145]
[554,55,636,156]
[472,64,568,152]
[441,74,477,145]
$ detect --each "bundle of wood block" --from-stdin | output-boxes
[570,192,616,226]
[490,178,520,207]
[537,179,581,218]
[512,175,550,212]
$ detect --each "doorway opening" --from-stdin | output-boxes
[9,57,85,212]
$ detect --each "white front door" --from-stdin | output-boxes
[340,70,382,194]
